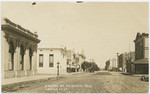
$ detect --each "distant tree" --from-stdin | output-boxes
[105,60,110,71]
[81,61,100,72]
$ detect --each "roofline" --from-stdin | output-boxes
[1,17,40,43]
[2,17,39,38]
[134,33,149,42]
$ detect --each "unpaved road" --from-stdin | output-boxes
[7,71,149,93]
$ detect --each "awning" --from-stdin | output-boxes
[133,58,149,64]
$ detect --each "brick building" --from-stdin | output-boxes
[131,33,149,74]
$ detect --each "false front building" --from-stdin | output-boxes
[1,18,40,79]
[37,48,67,75]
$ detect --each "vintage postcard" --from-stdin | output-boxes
[1,0,149,93]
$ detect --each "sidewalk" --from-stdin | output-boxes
[2,74,57,86]
[132,74,149,77]
[2,72,84,92]
[2,71,84,86]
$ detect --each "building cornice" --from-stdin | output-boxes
[1,17,40,43]
[134,32,149,42]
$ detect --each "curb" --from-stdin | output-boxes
[2,76,58,93]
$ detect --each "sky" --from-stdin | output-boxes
[1,1,149,68]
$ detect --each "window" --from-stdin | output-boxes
[39,54,43,67]
[67,62,69,65]
[67,60,69,65]
[49,54,54,67]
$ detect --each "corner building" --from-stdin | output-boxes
[132,33,149,74]
[1,18,40,79]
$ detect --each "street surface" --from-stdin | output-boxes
[9,71,148,93]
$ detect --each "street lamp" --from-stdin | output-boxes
[57,62,60,76]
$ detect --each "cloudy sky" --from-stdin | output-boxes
[1,1,149,68]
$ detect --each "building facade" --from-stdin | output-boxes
[118,53,128,73]
[78,50,86,71]
[66,50,86,73]
[1,18,40,79]
[105,58,117,71]
[125,52,135,74]
[110,58,117,71]
[66,49,76,72]
[65,50,73,73]
[132,33,149,74]
[37,48,67,75]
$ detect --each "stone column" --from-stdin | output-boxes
[24,49,29,76]
[32,51,37,76]
[5,40,9,72]
[14,47,19,77]
[4,38,10,79]
[2,32,8,79]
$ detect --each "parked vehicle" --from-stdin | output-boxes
[141,75,149,82]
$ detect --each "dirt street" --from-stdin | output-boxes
[7,71,149,93]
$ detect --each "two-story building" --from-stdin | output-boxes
[65,50,86,73]
[131,33,149,74]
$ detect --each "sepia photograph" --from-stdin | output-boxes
[1,0,149,93]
